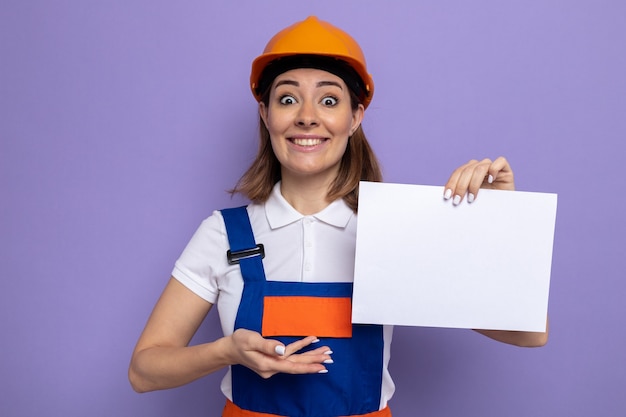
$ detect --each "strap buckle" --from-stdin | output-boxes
[227,244,265,265]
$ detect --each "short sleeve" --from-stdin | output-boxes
[171,211,229,304]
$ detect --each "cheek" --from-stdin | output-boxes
[264,108,291,134]
[268,134,287,161]
[337,114,356,135]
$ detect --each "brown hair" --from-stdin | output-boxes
[230,67,383,212]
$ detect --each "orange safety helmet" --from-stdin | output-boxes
[250,16,374,109]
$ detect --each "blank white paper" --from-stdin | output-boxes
[352,181,557,332]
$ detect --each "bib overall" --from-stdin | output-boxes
[220,206,390,417]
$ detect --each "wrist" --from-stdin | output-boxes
[211,335,236,367]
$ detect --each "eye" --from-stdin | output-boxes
[321,96,338,106]
[279,95,297,105]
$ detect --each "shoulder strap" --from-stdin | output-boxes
[221,206,267,283]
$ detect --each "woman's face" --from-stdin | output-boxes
[259,68,364,183]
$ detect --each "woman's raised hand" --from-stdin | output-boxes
[443,156,515,204]
[226,329,333,379]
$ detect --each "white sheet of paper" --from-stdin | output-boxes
[352,182,557,332]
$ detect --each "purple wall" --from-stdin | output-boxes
[2,1,624,416]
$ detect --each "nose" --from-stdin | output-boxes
[296,100,318,127]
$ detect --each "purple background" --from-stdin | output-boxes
[2,1,625,416]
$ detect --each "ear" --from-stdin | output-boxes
[350,104,365,135]
[259,102,269,128]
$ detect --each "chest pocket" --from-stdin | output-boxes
[262,283,353,338]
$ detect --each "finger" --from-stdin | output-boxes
[299,345,333,356]
[290,346,334,363]
[271,359,329,375]
[488,156,515,190]
[283,336,321,357]
[443,160,476,201]
[264,337,321,358]
[451,160,482,205]
[466,159,492,203]
[255,354,328,378]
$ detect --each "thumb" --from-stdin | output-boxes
[273,343,286,356]
[239,329,285,357]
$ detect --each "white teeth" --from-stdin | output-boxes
[292,138,323,146]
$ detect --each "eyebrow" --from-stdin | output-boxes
[317,80,343,89]
[274,80,343,89]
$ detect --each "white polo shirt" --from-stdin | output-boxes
[172,182,395,408]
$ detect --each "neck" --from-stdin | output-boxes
[279,174,336,215]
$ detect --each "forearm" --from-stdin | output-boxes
[474,319,549,347]
[129,336,231,393]
[474,329,548,347]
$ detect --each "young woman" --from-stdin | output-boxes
[129,16,548,417]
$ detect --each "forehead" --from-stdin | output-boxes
[272,68,347,88]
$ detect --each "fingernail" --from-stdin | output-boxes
[274,345,285,356]
[468,193,475,204]
[318,369,329,374]
[311,338,320,343]
[444,189,452,200]
[453,195,461,205]
[324,350,333,355]
[323,359,334,364]
[488,175,494,184]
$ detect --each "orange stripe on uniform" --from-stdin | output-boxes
[222,399,284,416]
[262,296,352,338]
[222,400,392,417]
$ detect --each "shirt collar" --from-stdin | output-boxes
[265,182,354,229]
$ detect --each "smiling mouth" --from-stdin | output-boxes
[290,137,326,146]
